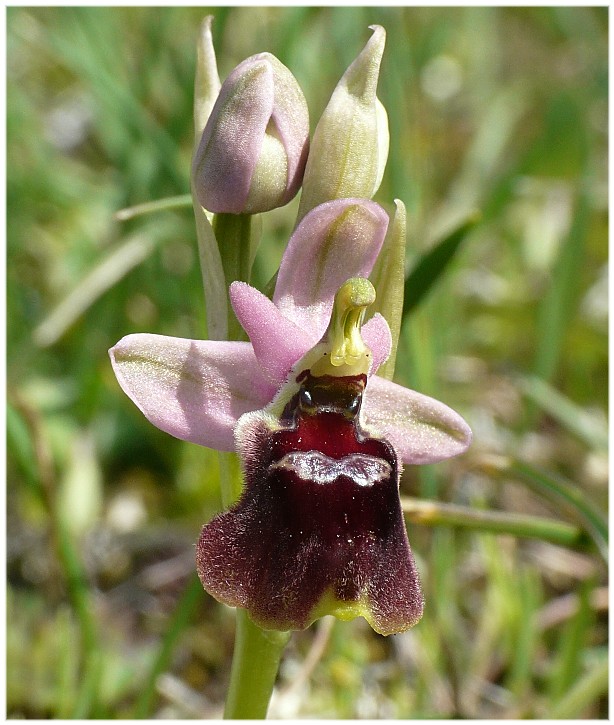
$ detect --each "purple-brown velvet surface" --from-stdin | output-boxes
[196,373,424,635]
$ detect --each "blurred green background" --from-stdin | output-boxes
[7,6,607,719]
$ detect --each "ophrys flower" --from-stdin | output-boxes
[109,198,471,634]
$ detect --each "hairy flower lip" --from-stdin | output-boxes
[196,365,425,635]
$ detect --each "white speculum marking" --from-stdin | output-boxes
[271,451,391,486]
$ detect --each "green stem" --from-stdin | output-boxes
[478,455,608,561]
[549,656,608,719]
[213,212,260,340]
[401,497,585,548]
[200,209,279,719]
[224,609,290,719]
[214,213,254,285]
[72,650,103,719]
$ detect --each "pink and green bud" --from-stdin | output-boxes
[297,25,389,221]
[192,52,309,215]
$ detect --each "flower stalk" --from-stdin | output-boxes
[401,497,584,548]
[213,212,261,340]
[224,611,290,719]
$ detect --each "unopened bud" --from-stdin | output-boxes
[297,26,389,220]
[192,52,309,215]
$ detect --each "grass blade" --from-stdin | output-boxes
[132,573,204,718]
[401,497,585,548]
[533,184,590,384]
[115,194,192,221]
[548,579,595,703]
[549,655,608,719]
[33,222,172,348]
[520,375,608,451]
[403,212,479,317]
[480,455,608,562]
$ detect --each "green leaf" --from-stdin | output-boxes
[401,497,584,548]
[7,402,39,493]
[132,574,204,718]
[32,222,173,348]
[482,456,608,562]
[548,579,595,703]
[403,212,480,317]
[520,375,607,451]
[549,655,608,719]
[533,183,590,384]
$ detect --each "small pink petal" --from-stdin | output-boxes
[361,313,392,375]
[274,198,389,336]
[230,281,316,385]
[363,376,472,464]
[109,334,276,451]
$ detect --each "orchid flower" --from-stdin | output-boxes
[109,197,472,636]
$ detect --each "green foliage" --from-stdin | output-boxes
[7,6,607,718]
[402,212,479,317]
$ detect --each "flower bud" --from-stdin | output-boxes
[192,52,309,215]
[297,25,389,221]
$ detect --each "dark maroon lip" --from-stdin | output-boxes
[196,368,424,634]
